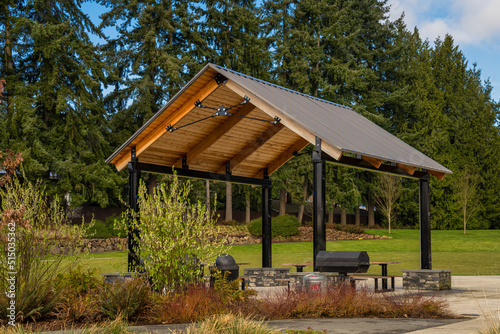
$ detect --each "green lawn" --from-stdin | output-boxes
[79,229,500,276]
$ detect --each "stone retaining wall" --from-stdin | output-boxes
[243,268,290,287]
[50,237,128,254]
[402,270,452,290]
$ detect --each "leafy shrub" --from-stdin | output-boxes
[83,216,127,239]
[84,220,113,239]
[109,216,128,237]
[118,175,229,291]
[247,215,301,238]
[94,276,152,321]
[56,265,101,296]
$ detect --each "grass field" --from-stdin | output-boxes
[79,229,500,276]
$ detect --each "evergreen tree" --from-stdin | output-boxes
[201,0,272,78]
[100,0,202,146]
[0,0,123,207]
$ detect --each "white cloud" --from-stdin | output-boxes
[386,0,500,48]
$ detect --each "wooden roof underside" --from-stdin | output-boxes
[106,64,451,180]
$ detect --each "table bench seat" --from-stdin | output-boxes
[350,274,402,292]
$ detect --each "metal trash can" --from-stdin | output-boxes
[210,254,240,286]
[303,273,326,292]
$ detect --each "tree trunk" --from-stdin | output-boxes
[368,200,375,227]
[225,182,232,222]
[148,174,157,197]
[388,212,391,234]
[245,190,251,223]
[341,208,347,226]
[279,188,287,216]
[355,207,360,226]
[297,178,308,223]
[328,210,334,224]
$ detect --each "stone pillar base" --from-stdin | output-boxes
[289,272,348,289]
[402,270,451,290]
[243,268,290,287]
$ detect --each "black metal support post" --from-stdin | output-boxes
[127,148,141,272]
[419,174,432,270]
[262,169,272,268]
[312,137,326,271]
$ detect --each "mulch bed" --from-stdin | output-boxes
[222,226,390,245]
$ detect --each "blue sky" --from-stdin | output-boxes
[387,0,500,102]
[83,0,500,102]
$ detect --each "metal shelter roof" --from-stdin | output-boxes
[106,63,451,180]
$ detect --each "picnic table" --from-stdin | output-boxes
[371,261,400,290]
[351,261,401,292]
[282,262,313,272]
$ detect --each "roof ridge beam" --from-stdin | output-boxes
[174,103,256,168]
[113,78,220,171]
[218,123,285,174]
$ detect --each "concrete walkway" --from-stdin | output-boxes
[128,276,500,334]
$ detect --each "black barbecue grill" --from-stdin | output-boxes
[316,251,370,276]
[210,254,240,286]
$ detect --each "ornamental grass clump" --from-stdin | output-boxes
[120,174,229,292]
[252,284,452,320]
[0,177,88,324]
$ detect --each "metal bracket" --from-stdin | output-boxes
[312,137,322,162]
[226,162,232,175]
[166,96,281,133]
[182,155,188,169]
[214,74,227,85]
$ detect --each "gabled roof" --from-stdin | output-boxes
[106,63,451,179]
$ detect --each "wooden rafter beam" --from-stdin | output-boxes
[113,78,220,171]
[362,156,383,169]
[225,80,343,161]
[397,163,416,175]
[218,123,285,174]
[174,103,256,168]
[428,170,446,180]
[255,137,310,177]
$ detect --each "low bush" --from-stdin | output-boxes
[84,220,113,239]
[248,215,301,238]
[83,217,127,239]
[94,276,152,321]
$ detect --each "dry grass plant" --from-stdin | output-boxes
[172,313,280,334]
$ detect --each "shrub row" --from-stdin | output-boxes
[247,215,301,238]
[327,223,365,235]
[83,216,128,239]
